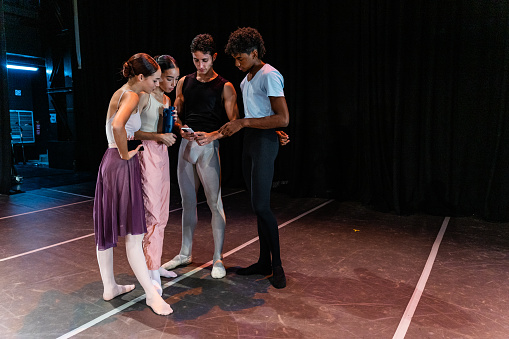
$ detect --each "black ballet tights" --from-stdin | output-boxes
[242,128,282,269]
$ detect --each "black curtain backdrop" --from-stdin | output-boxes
[72,1,509,221]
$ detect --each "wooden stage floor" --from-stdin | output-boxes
[1,166,509,338]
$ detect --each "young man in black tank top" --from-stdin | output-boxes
[161,34,239,279]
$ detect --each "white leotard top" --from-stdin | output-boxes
[106,89,141,148]
[140,93,165,133]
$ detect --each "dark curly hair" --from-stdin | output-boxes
[225,27,266,58]
[190,34,216,55]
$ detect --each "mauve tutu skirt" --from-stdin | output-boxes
[93,148,147,250]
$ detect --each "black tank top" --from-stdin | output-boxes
[181,72,229,132]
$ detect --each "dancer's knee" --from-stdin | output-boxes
[125,233,144,250]
[251,201,271,217]
[181,198,197,211]
[207,199,224,215]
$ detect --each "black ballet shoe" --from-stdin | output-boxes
[237,262,272,276]
[269,266,286,289]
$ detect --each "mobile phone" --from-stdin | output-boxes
[181,127,194,133]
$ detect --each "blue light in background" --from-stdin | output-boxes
[6,64,39,71]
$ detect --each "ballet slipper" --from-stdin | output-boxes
[237,262,272,276]
[146,294,173,315]
[103,284,135,301]
[211,259,226,279]
[161,254,192,270]
[159,267,177,278]
[269,266,287,289]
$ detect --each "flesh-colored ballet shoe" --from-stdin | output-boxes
[146,296,173,316]
[161,255,192,270]
[158,267,177,278]
[103,284,135,301]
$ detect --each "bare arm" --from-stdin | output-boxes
[194,82,239,146]
[218,96,289,137]
[223,82,239,122]
[174,76,195,141]
[134,130,176,147]
[174,76,185,129]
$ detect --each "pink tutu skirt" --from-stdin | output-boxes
[93,148,147,250]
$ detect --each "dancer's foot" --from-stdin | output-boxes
[269,266,287,289]
[146,294,173,315]
[237,262,272,276]
[152,279,163,296]
[158,267,177,278]
[103,284,135,301]
[161,254,192,270]
[211,259,226,279]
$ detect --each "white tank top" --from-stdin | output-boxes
[140,93,165,133]
[106,89,141,148]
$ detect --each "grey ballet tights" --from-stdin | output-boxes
[177,139,225,262]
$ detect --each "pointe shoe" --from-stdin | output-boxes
[211,260,226,279]
[162,254,192,270]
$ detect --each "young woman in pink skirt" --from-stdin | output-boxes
[134,55,179,294]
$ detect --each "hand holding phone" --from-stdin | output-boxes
[180,126,195,141]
